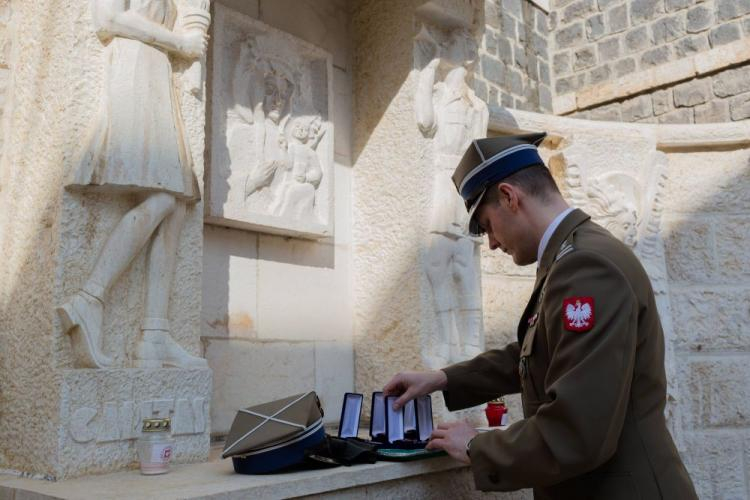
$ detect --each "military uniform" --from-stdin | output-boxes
[442,210,697,499]
[442,134,697,499]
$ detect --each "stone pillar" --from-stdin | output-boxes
[0,0,210,478]
[353,0,487,423]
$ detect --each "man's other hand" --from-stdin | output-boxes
[426,420,477,465]
[382,370,448,410]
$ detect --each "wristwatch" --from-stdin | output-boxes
[465,436,476,458]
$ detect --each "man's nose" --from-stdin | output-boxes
[488,234,499,250]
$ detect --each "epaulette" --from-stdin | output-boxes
[555,239,576,262]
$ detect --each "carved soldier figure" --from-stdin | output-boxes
[58,0,209,369]
[415,26,489,367]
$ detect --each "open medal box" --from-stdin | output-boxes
[338,392,444,460]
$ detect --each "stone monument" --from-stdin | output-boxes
[415,23,488,368]
[0,0,211,478]
[206,4,334,239]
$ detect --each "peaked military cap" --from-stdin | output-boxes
[452,132,547,236]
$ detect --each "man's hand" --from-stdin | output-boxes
[382,370,447,410]
[426,421,477,465]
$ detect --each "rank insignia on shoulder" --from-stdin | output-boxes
[527,312,539,327]
[563,296,594,332]
[555,241,575,262]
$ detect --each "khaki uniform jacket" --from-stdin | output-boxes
[442,209,697,499]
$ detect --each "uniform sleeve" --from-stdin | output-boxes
[469,251,638,491]
[441,342,521,411]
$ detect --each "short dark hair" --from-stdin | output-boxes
[480,164,560,206]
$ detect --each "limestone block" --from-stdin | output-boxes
[201,225,258,339]
[607,4,629,34]
[686,5,713,33]
[693,99,730,123]
[205,338,315,434]
[657,107,693,123]
[651,14,686,44]
[672,79,710,107]
[679,358,750,429]
[674,34,710,58]
[58,368,211,478]
[717,0,750,21]
[715,215,750,278]
[556,22,585,48]
[708,23,741,47]
[670,288,750,352]
[482,276,536,346]
[630,0,665,25]
[256,234,351,342]
[681,432,747,500]
[664,149,750,214]
[712,64,750,98]
[729,92,750,121]
[662,216,714,283]
[207,5,335,239]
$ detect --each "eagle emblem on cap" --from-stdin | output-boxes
[563,297,594,332]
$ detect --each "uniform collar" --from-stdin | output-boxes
[537,207,575,264]
[537,208,591,277]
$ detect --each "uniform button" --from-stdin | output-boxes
[488,472,500,484]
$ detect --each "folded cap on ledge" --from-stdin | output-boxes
[452,132,547,236]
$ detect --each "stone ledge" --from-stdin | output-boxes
[0,452,471,500]
[552,38,750,114]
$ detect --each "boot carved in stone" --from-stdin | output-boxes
[57,291,114,368]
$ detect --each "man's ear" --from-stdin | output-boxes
[498,183,519,212]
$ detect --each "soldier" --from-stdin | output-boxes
[383,133,697,499]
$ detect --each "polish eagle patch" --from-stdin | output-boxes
[563,297,594,332]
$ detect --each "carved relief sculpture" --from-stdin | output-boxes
[207,6,333,238]
[58,0,210,369]
[415,25,489,368]
[563,152,682,447]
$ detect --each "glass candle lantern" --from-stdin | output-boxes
[137,417,175,475]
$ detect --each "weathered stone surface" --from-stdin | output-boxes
[497,36,514,65]
[709,22,741,47]
[588,102,622,120]
[586,14,606,40]
[686,5,713,33]
[484,31,498,55]
[681,432,748,500]
[607,4,629,33]
[664,149,750,214]
[621,94,654,120]
[539,62,551,85]
[714,215,750,277]
[514,45,527,69]
[598,37,620,60]
[539,84,553,110]
[562,0,597,24]
[625,26,652,52]
[670,288,750,351]
[573,46,597,69]
[729,92,750,121]
[502,12,517,39]
[482,56,505,84]
[502,0,523,19]
[712,64,750,97]
[657,107,693,123]
[651,14,686,44]
[674,34,710,57]
[652,88,672,115]
[664,217,716,282]
[482,276,535,344]
[474,78,489,102]
[614,57,636,76]
[553,52,572,75]
[589,64,612,84]
[597,0,621,10]
[717,0,750,21]
[673,78,710,107]
[555,73,586,93]
[693,99,730,123]
[533,33,549,60]
[680,358,750,429]
[630,0,665,25]
[556,22,585,48]
[640,45,671,67]
[665,0,690,11]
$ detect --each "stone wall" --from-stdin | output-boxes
[477,0,553,112]
[202,0,354,435]
[549,0,750,123]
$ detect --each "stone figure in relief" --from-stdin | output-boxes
[58,0,209,369]
[563,155,682,447]
[415,25,489,368]
[268,114,325,220]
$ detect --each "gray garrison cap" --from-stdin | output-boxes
[452,132,547,236]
